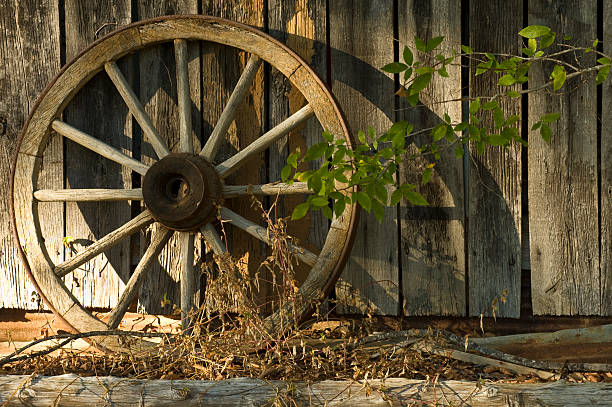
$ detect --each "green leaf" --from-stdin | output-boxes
[310,196,329,207]
[287,152,299,168]
[541,113,560,123]
[281,164,292,182]
[431,124,447,142]
[507,90,521,98]
[415,36,427,52]
[521,47,535,57]
[528,38,537,52]
[322,205,333,220]
[469,98,481,114]
[410,73,433,95]
[371,199,385,223]
[358,130,366,144]
[404,67,413,81]
[534,50,544,57]
[415,66,435,75]
[540,123,552,143]
[392,131,405,149]
[291,202,310,220]
[563,34,572,41]
[304,142,329,161]
[597,66,610,85]
[540,32,556,49]
[444,113,452,123]
[482,100,498,111]
[404,190,429,206]
[454,122,468,132]
[426,36,444,52]
[403,45,414,65]
[504,115,520,126]
[531,121,541,131]
[476,140,485,155]
[454,145,464,158]
[461,44,473,54]
[493,108,505,129]
[498,74,516,86]
[485,134,507,146]
[593,38,599,48]
[406,93,420,106]
[550,65,566,91]
[308,173,322,193]
[334,197,346,218]
[382,62,408,73]
[437,66,449,77]
[597,57,611,65]
[375,182,388,204]
[355,191,371,212]
[421,168,433,185]
[518,25,551,39]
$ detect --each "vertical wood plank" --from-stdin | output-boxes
[268,0,328,297]
[0,0,61,309]
[63,0,133,309]
[603,2,612,316]
[200,0,266,307]
[330,0,398,315]
[469,0,522,317]
[136,0,200,315]
[529,0,600,315]
[398,0,465,316]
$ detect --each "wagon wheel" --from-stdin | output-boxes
[11,16,358,352]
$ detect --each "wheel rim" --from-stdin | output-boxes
[10,15,358,352]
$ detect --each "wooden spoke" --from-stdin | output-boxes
[104,61,170,159]
[200,223,226,256]
[34,188,143,202]
[199,55,262,160]
[216,104,314,178]
[220,207,317,266]
[54,210,155,278]
[174,39,193,154]
[179,231,196,327]
[107,226,173,329]
[52,120,149,175]
[223,182,310,198]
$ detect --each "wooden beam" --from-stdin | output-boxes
[34,188,143,202]
[0,375,610,406]
[223,182,310,198]
[174,39,193,154]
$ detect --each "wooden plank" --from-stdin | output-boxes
[136,0,201,314]
[1,375,611,406]
[602,2,612,315]
[267,0,329,306]
[528,0,600,315]
[0,0,61,309]
[330,0,398,315]
[199,0,266,309]
[398,0,465,316]
[63,0,133,309]
[468,0,522,317]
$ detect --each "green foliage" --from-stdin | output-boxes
[283,24,612,222]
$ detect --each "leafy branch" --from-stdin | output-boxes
[283,24,611,222]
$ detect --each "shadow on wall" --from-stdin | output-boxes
[59,31,518,316]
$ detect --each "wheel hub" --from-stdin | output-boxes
[142,153,223,231]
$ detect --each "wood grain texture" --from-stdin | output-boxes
[267,0,329,303]
[469,0,522,317]
[1,375,611,406]
[602,2,612,315]
[528,0,600,315]
[0,0,61,309]
[398,0,465,316]
[63,0,133,309]
[331,0,398,315]
[200,0,267,309]
[136,0,201,314]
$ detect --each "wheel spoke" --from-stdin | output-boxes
[200,223,226,255]
[179,231,196,328]
[216,104,314,178]
[34,188,143,202]
[54,210,155,278]
[104,61,170,159]
[220,207,317,266]
[107,226,173,329]
[52,120,149,175]
[223,182,310,198]
[199,55,262,160]
[174,39,193,154]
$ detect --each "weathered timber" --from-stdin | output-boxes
[399,0,466,316]
[223,182,310,198]
[136,0,201,315]
[601,2,612,315]
[0,0,60,309]
[528,0,600,315]
[331,0,399,315]
[34,188,143,202]
[468,0,522,317]
[63,0,133,309]
[0,375,611,406]
[268,0,330,303]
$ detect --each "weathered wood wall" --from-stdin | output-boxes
[0,0,610,316]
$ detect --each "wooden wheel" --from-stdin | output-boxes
[10,16,357,352]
